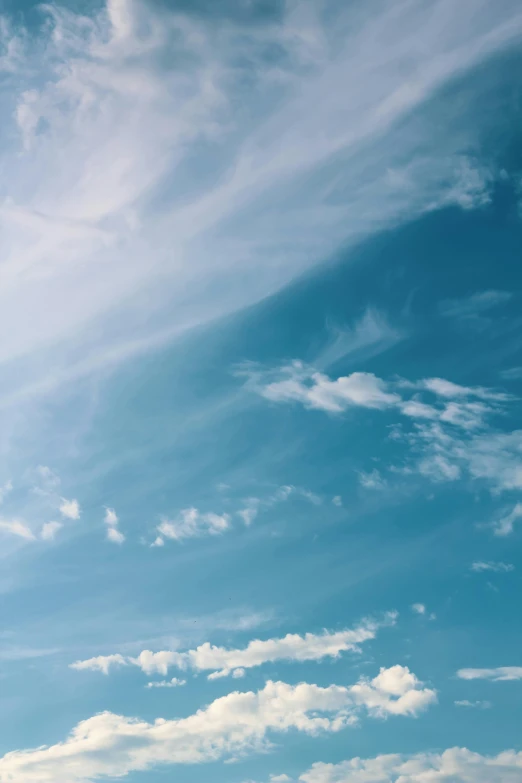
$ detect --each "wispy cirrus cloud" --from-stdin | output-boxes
[471,561,514,573]
[1,0,522,408]
[0,666,435,782]
[439,290,513,320]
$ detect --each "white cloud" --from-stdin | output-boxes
[332,496,342,507]
[0,479,13,504]
[104,507,118,526]
[0,518,35,540]
[130,650,185,677]
[1,0,520,409]
[358,469,386,491]
[107,527,125,545]
[71,613,397,679]
[251,365,522,501]
[36,465,60,488]
[493,503,522,536]
[237,500,260,526]
[41,521,63,541]
[471,561,514,572]
[146,678,186,689]
[70,654,128,675]
[0,667,435,782]
[454,699,491,709]
[411,603,426,615]
[440,290,512,320]
[255,364,400,413]
[297,746,522,782]
[457,667,522,681]
[59,498,80,520]
[158,508,230,542]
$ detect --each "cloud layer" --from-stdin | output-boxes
[2,0,522,403]
[0,667,435,782]
[293,746,522,782]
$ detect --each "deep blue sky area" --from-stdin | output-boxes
[0,2,522,782]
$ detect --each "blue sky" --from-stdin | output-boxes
[0,1,522,781]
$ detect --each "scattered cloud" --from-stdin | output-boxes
[0,479,13,504]
[501,366,522,380]
[40,521,63,541]
[36,466,60,489]
[103,507,125,543]
[146,678,186,689]
[332,496,342,507]
[471,561,514,573]
[454,699,492,709]
[59,498,80,520]
[411,603,426,615]
[296,746,522,782]
[457,667,522,681]
[157,508,230,542]
[492,503,522,536]
[0,518,35,541]
[358,469,386,491]
[107,527,125,545]
[439,290,512,320]
[0,667,435,781]
[70,654,128,675]
[104,508,118,526]
[249,363,400,413]
[237,504,259,526]
[71,613,397,679]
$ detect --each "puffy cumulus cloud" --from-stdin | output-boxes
[348,665,436,718]
[0,518,35,540]
[70,654,128,675]
[59,498,80,520]
[40,521,63,541]
[0,669,435,782]
[411,603,426,615]
[457,667,522,681]
[250,363,400,413]
[107,526,125,544]
[157,508,230,542]
[130,650,185,677]
[103,507,125,543]
[104,507,118,526]
[296,746,522,782]
[70,613,397,679]
[471,561,514,572]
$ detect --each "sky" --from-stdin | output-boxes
[0,0,521,781]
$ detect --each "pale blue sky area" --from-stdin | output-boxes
[0,2,521,782]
